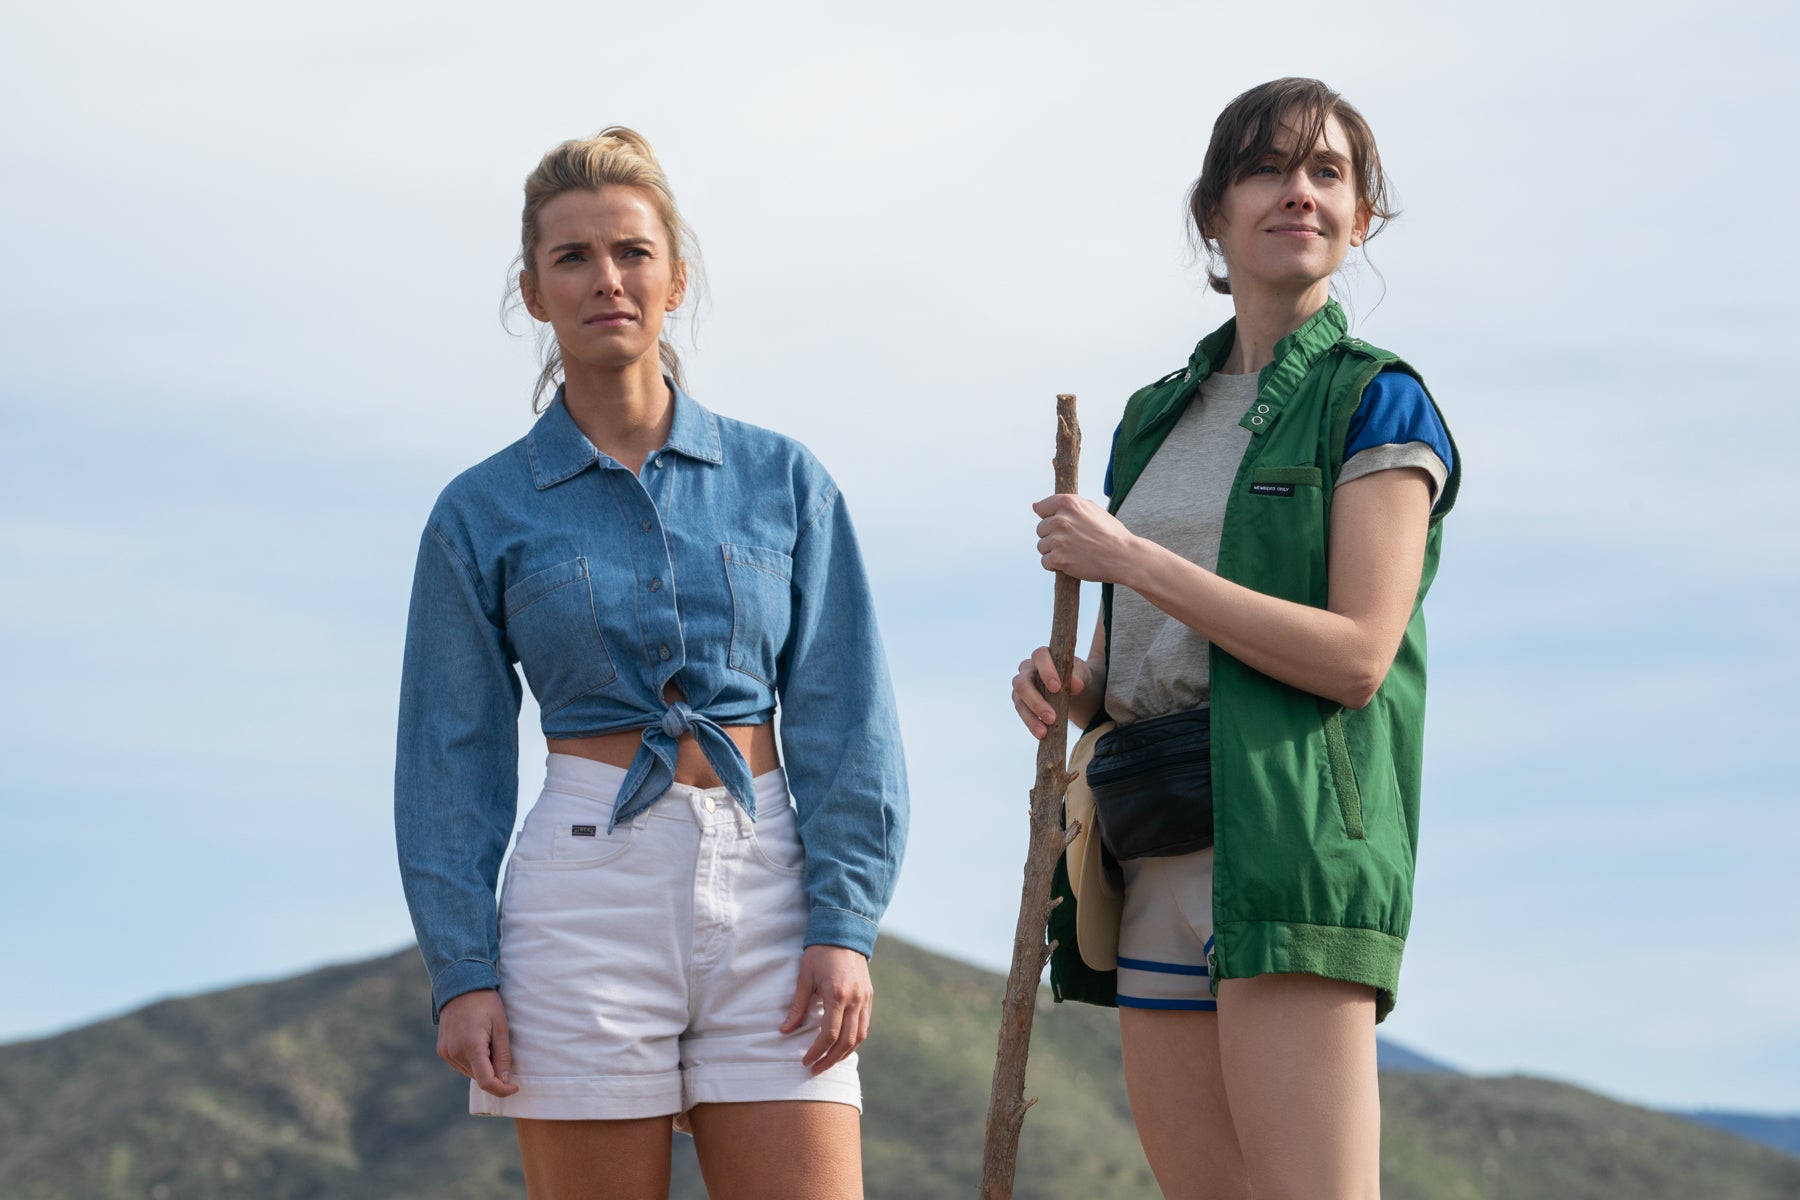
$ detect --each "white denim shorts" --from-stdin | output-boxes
[471,754,862,1120]
[1116,847,1217,1012]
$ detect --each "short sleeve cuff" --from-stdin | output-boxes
[804,906,880,958]
[1338,442,1449,506]
[430,956,500,1023]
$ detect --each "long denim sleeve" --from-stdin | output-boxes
[395,525,522,1019]
[780,486,909,954]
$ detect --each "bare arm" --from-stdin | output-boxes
[1033,468,1434,711]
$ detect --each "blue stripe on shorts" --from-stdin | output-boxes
[1116,955,1209,977]
[1117,994,1219,1011]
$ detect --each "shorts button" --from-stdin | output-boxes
[704,796,718,813]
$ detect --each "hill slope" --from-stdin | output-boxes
[1,940,1796,1199]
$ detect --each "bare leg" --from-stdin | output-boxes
[1216,974,1381,1200]
[1118,1007,1251,1200]
[514,1116,674,1200]
[686,1100,863,1200]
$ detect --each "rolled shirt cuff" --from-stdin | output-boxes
[804,906,880,958]
[430,956,500,1023]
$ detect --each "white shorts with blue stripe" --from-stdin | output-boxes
[1117,847,1217,1012]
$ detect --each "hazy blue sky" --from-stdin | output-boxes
[3,0,1795,1113]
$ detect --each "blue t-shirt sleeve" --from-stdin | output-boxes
[1345,371,1454,477]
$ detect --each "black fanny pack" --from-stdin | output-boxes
[1085,706,1213,861]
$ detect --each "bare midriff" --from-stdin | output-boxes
[548,722,779,789]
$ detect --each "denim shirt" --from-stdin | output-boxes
[395,386,909,1019]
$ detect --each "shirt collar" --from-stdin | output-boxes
[526,381,724,490]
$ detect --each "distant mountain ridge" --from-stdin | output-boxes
[1,940,1796,1199]
[1679,1111,1800,1161]
[1376,1038,1462,1076]
[1372,1021,1800,1163]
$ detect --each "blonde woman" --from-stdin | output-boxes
[397,128,907,1199]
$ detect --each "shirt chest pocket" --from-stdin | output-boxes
[722,543,794,687]
[503,557,620,715]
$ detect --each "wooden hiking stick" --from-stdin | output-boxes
[979,393,1082,1200]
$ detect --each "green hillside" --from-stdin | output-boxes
[0,939,1794,1199]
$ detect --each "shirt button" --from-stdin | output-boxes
[640,519,652,532]
[649,577,662,592]
[659,644,671,661]
[704,795,717,813]
[653,455,664,468]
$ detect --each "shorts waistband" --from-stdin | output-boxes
[541,753,790,823]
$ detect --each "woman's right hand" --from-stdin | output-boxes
[1012,647,1093,739]
[437,989,519,1097]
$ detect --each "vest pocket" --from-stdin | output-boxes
[1249,465,1324,496]
[1322,709,1366,840]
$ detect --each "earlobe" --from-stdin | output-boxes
[519,270,548,322]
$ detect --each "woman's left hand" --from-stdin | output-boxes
[782,944,873,1076]
[1034,494,1144,585]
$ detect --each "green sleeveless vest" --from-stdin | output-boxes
[1049,301,1461,1020]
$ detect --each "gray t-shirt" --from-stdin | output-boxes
[1105,371,1446,725]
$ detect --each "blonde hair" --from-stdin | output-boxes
[511,126,702,411]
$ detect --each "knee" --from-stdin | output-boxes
[1240,1150,1378,1200]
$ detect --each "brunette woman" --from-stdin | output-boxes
[1013,79,1459,1199]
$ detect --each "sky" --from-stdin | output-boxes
[3,0,1796,1114]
